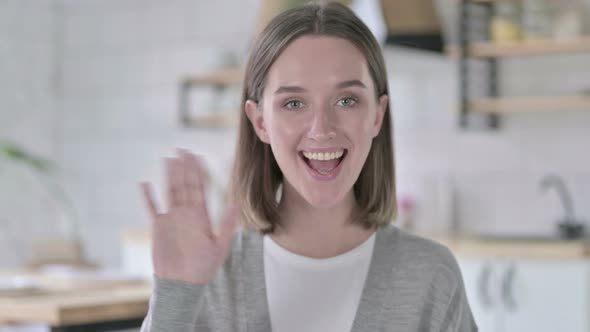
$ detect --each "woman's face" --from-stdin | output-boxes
[246,35,388,208]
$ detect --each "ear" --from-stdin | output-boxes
[371,94,388,138]
[245,99,270,144]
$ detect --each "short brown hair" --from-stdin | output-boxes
[231,1,396,234]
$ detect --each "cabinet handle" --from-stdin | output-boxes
[477,263,494,309]
[501,263,518,311]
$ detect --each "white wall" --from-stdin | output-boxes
[1,0,589,268]
[0,0,61,268]
[56,0,259,268]
[386,48,590,237]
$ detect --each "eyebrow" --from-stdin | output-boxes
[273,79,367,95]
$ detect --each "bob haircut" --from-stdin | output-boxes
[231,1,396,234]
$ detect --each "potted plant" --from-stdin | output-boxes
[0,140,91,269]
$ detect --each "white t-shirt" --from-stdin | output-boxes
[263,232,376,332]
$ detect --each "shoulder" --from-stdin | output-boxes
[378,224,459,266]
[375,225,476,329]
[215,227,263,277]
[376,224,463,289]
[204,228,262,303]
[230,227,262,258]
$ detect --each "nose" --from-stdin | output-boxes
[307,109,336,142]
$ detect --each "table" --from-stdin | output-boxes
[0,271,152,332]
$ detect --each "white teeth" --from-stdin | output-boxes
[302,150,344,161]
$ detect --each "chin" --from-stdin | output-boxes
[301,187,349,209]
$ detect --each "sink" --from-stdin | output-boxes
[473,222,587,242]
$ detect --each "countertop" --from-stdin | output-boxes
[423,233,590,259]
[122,228,590,259]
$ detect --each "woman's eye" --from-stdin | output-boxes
[337,97,358,107]
[285,100,304,109]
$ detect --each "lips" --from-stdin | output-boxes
[299,149,348,179]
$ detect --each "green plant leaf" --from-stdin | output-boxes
[0,140,54,173]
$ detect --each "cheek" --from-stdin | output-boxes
[342,110,377,159]
[342,109,375,136]
[275,120,300,138]
[263,104,300,140]
[267,115,301,153]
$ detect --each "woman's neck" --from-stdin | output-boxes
[270,182,376,259]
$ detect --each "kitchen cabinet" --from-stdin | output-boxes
[460,259,498,331]
[458,257,590,332]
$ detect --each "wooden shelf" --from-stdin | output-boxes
[183,67,244,86]
[180,67,243,129]
[469,95,590,113]
[469,37,590,58]
[455,0,590,127]
[446,37,590,59]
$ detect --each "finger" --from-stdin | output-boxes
[140,181,160,219]
[194,155,214,237]
[167,156,187,207]
[177,148,193,188]
[185,152,214,236]
[165,158,178,207]
[197,155,211,190]
[184,152,204,207]
[217,203,240,253]
[195,155,210,210]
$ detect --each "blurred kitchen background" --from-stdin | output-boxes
[1,0,590,331]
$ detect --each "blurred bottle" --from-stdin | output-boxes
[397,195,417,232]
[436,174,458,236]
[521,0,555,41]
[552,0,583,40]
[491,1,523,43]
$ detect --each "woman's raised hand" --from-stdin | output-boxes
[140,148,239,285]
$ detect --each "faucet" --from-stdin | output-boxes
[539,174,586,239]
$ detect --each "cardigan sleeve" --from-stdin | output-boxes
[438,270,479,332]
[140,276,207,332]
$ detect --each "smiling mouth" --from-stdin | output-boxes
[299,149,348,175]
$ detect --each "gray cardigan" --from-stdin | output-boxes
[141,224,478,331]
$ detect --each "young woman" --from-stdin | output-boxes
[139,2,477,331]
